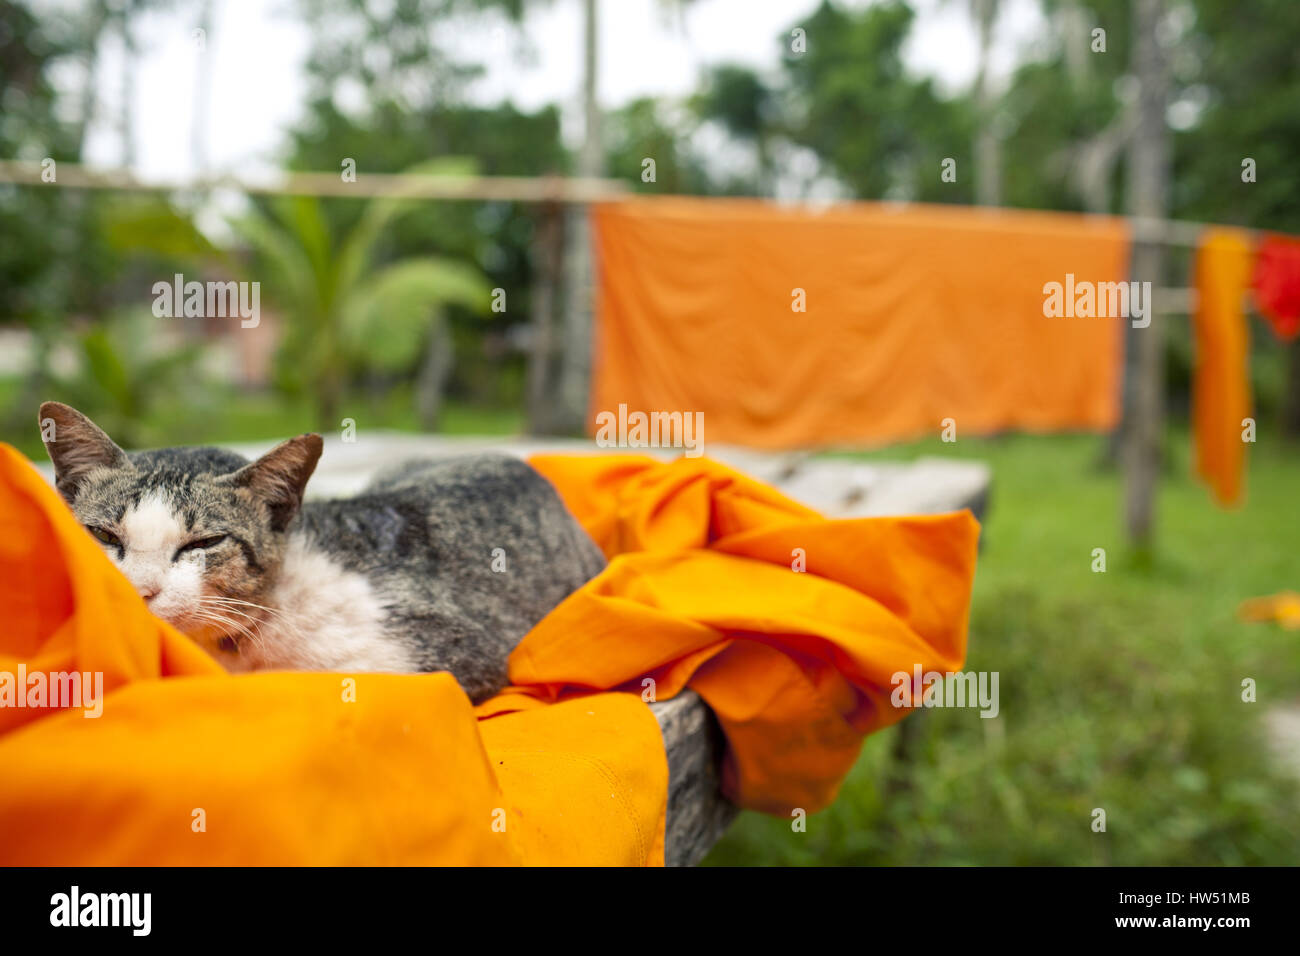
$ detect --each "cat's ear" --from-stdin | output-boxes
[38,401,130,503]
[225,434,323,531]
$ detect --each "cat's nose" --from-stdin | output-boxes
[137,584,160,601]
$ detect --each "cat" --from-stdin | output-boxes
[37,401,606,702]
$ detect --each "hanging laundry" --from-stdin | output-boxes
[590,198,1131,449]
[1192,229,1254,507]
[1252,234,1300,342]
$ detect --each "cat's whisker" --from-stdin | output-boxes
[205,596,308,646]
[193,602,268,657]
[193,608,255,642]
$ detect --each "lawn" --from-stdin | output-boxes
[705,429,1300,865]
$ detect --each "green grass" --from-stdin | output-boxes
[705,430,1300,865]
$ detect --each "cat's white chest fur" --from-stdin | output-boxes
[234,533,415,673]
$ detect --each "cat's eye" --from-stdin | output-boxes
[177,534,228,556]
[87,526,121,548]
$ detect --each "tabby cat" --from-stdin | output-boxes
[38,402,606,702]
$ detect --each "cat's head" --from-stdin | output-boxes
[38,401,322,658]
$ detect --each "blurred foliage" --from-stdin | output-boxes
[1176,0,1300,233]
[44,308,207,448]
[605,97,713,194]
[778,0,972,202]
[284,0,569,408]
[232,159,493,428]
[297,0,529,109]
[5,0,1299,434]
[0,1,103,323]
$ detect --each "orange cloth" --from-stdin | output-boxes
[590,197,1131,448]
[0,444,978,863]
[1238,591,1300,630]
[507,454,979,812]
[1192,229,1255,507]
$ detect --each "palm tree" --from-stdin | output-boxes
[232,161,493,429]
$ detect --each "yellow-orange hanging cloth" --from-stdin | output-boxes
[1192,229,1255,507]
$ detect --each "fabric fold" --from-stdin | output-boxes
[519,454,979,812]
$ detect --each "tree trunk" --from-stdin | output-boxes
[527,203,565,434]
[972,0,1001,207]
[556,0,602,435]
[1122,0,1170,553]
[415,314,453,431]
[316,378,342,433]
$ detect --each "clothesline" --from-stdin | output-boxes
[0,161,1281,245]
[0,160,630,204]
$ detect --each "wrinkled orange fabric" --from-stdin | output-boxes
[0,444,978,863]
[0,445,663,866]
[504,454,979,813]
[1192,229,1254,508]
[590,197,1130,448]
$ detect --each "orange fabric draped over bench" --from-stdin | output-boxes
[590,197,1131,449]
[0,445,977,864]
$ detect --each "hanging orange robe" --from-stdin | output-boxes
[1192,229,1255,507]
[590,198,1131,448]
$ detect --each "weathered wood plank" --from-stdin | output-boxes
[650,691,737,867]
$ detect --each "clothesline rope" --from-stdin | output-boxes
[0,162,1287,245]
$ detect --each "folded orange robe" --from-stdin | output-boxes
[0,444,978,864]
[1192,229,1254,507]
[590,197,1130,448]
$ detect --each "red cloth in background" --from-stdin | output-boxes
[1252,234,1300,342]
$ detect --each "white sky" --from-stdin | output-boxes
[70,0,1047,180]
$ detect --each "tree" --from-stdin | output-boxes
[1175,0,1300,439]
[710,1,973,202]
[968,0,1003,205]
[232,162,494,428]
